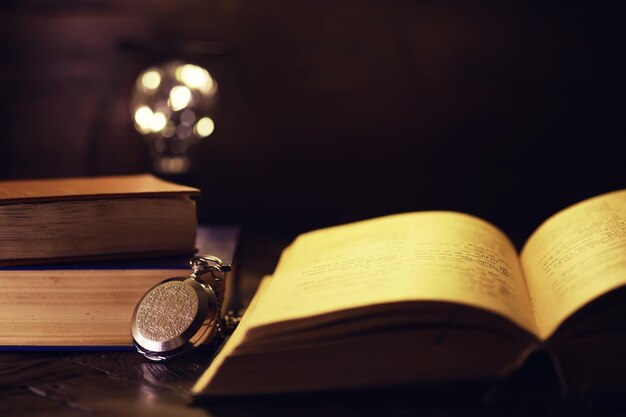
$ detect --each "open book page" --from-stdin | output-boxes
[521,190,626,340]
[247,212,538,336]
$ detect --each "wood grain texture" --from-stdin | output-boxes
[0,351,580,417]
[0,351,214,417]
[0,352,500,417]
[0,388,91,417]
[0,353,100,390]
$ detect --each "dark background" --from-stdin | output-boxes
[0,1,624,248]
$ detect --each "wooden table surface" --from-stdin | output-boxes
[0,235,621,416]
[0,349,610,417]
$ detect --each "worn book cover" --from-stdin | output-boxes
[0,174,200,266]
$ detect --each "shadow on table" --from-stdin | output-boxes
[193,350,626,416]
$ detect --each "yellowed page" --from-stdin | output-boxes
[521,190,626,340]
[0,269,185,345]
[248,212,538,336]
[192,276,273,394]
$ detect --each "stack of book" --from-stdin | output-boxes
[0,174,236,348]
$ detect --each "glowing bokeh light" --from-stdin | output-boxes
[168,86,192,111]
[176,64,215,93]
[130,61,219,173]
[194,117,215,137]
[140,70,161,90]
[149,112,167,132]
[134,106,153,133]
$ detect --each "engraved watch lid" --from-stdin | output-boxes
[131,277,219,361]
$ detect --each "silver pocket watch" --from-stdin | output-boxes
[131,255,238,361]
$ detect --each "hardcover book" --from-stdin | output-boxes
[193,190,626,397]
[0,174,199,266]
[0,226,239,348]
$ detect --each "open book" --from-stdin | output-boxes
[194,190,626,397]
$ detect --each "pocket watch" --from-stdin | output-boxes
[131,255,237,361]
